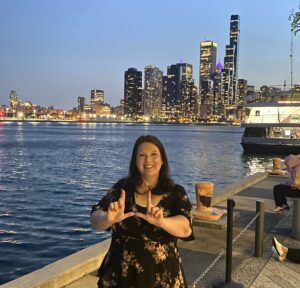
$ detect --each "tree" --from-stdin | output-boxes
[289,5,300,35]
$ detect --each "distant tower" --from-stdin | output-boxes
[199,41,217,119]
[124,68,143,118]
[77,97,85,112]
[223,15,240,106]
[199,41,217,85]
[144,65,163,118]
[163,63,193,118]
[91,90,104,109]
[9,90,19,109]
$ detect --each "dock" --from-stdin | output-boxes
[2,172,300,288]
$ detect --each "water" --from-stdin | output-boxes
[0,122,276,284]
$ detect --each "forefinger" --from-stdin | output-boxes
[147,190,152,213]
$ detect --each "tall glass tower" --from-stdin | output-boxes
[144,65,163,118]
[223,15,240,106]
[199,41,217,84]
[124,68,143,118]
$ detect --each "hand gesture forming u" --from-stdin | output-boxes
[135,190,165,227]
[107,189,135,225]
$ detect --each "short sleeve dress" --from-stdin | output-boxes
[91,179,194,288]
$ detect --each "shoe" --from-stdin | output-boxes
[272,206,284,212]
[272,237,284,256]
[282,204,290,210]
[272,246,285,262]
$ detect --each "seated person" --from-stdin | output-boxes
[272,237,300,263]
[272,154,300,212]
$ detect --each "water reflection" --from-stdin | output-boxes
[241,154,274,175]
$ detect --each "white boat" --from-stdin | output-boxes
[241,101,300,154]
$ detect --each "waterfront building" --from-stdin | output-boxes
[9,90,19,109]
[211,61,225,118]
[91,90,104,109]
[77,97,85,112]
[143,65,163,118]
[199,41,218,120]
[237,79,248,105]
[223,15,240,108]
[199,41,217,84]
[124,68,143,118]
[163,63,194,119]
[180,78,198,120]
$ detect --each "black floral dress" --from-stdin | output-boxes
[91,179,194,288]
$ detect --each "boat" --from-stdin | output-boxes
[241,101,300,154]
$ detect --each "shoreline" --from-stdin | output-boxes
[0,118,235,126]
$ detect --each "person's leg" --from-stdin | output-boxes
[285,187,300,199]
[273,184,290,207]
[286,247,300,264]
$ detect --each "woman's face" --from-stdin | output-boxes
[136,142,163,181]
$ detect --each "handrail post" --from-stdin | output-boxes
[225,198,234,283]
[212,198,243,288]
[255,200,264,257]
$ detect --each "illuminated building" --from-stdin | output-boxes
[163,63,194,119]
[199,41,217,119]
[223,15,240,107]
[91,90,104,109]
[180,78,198,119]
[199,41,217,84]
[144,65,163,118]
[124,68,143,118]
[78,97,85,112]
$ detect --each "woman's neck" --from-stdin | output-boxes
[137,178,158,192]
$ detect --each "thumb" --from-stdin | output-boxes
[122,212,135,220]
[135,212,147,221]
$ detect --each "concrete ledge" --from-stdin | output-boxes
[211,172,268,206]
[1,238,111,288]
[193,211,240,230]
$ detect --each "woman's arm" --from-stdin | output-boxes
[159,215,192,238]
[90,209,113,231]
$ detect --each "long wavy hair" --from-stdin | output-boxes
[127,135,174,194]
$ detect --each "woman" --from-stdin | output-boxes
[90,135,194,288]
[272,237,300,263]
[272,154,300,212]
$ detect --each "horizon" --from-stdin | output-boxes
[1,0,300,110]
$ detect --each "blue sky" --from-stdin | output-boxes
[1,0,299,109]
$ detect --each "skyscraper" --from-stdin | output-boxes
[124,68,143,118]
[199,41,217,119]
[91,90,104,109]
[163,63,194,119]
[144,65,163,118]
[77,96,85,112]
[199,41,217,84]
[223,15,240,106]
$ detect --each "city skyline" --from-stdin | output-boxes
[1,0,299,109]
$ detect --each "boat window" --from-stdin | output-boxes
[255,110,260,116]
[244,127,267,137]
[245,108,250,116]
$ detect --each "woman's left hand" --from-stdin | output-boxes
[135,190,165,227]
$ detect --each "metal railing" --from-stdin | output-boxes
[189,199,265,288]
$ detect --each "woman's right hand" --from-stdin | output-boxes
[107,189,135,225]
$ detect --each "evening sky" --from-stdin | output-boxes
[0,0,299,109]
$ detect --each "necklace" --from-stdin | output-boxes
[135,189,148,195]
